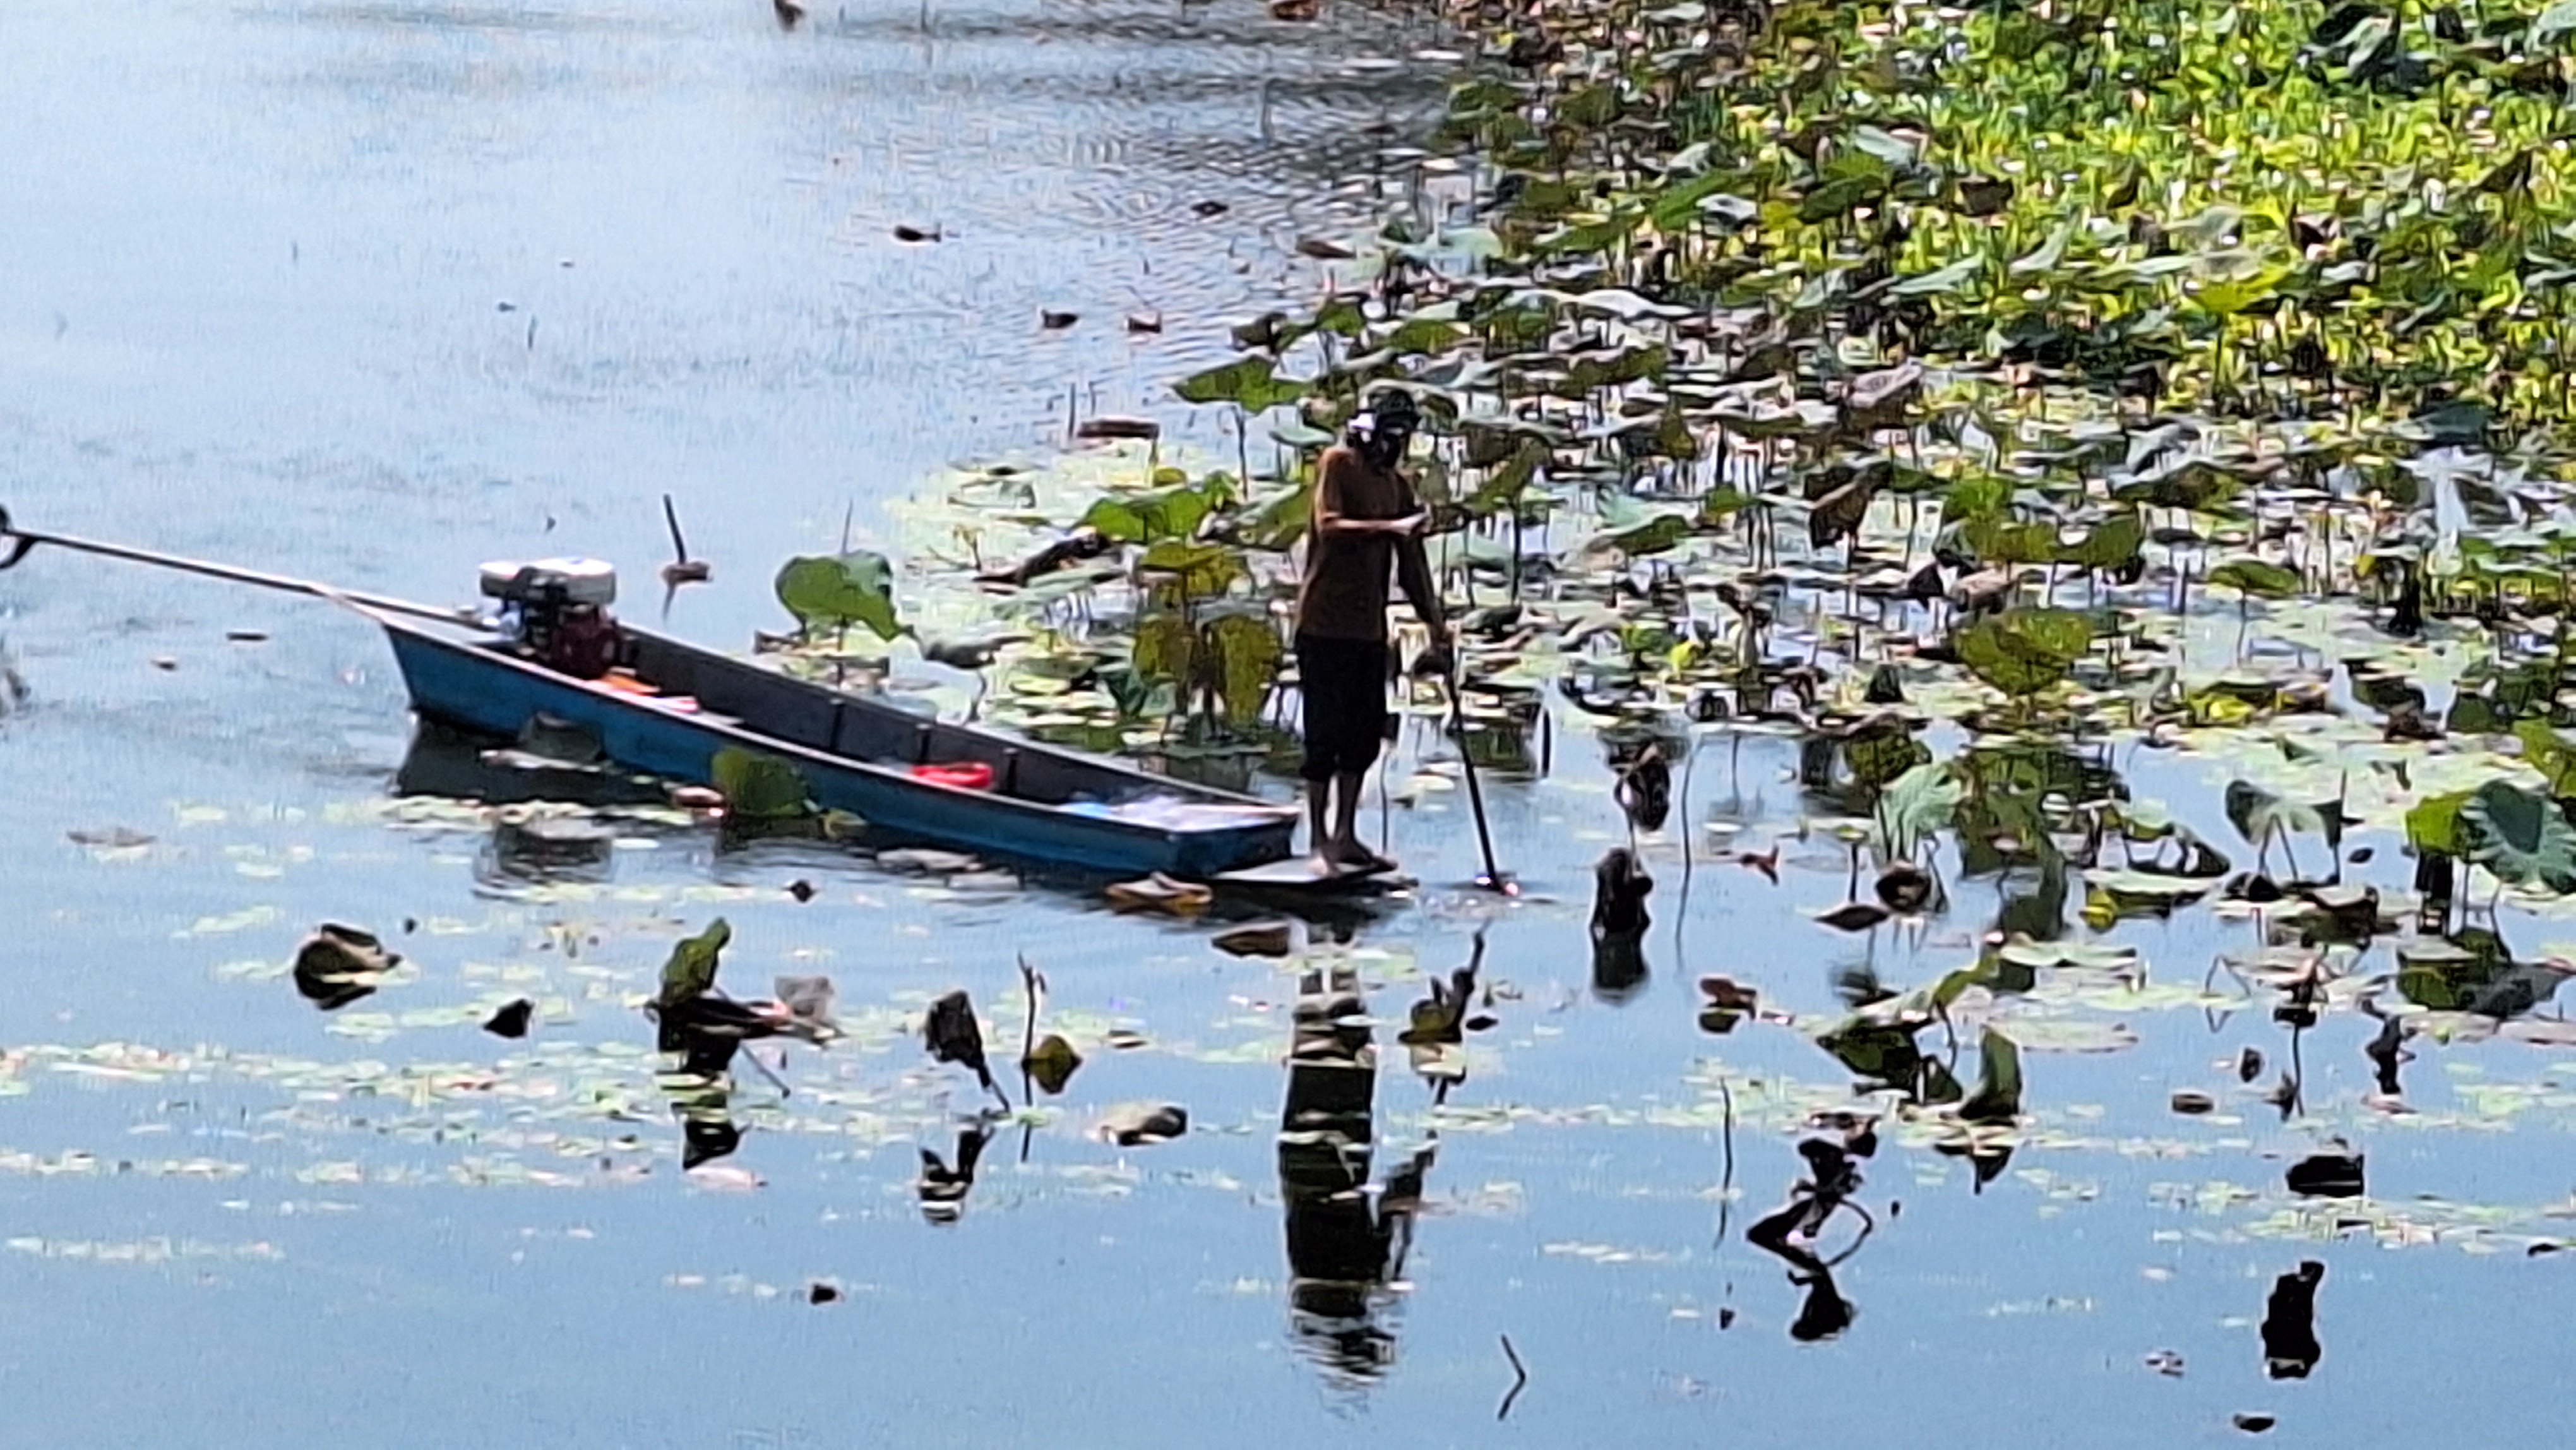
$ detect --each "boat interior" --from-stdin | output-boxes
[477,625,1263,813]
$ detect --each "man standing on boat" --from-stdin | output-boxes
[1294,388,1450,873]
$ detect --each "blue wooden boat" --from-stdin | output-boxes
[375,613,1299,878]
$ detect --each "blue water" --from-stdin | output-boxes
[6,2,2575,1447]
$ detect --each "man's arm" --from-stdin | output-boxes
[1393,483,1451,659]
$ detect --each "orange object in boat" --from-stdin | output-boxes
[910,763,994,791]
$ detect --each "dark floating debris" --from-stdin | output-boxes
[1021,1033,1082,1096]
[2284,1153,2363,1199]
[1213,921,1294,958]
[482,998,535,1039]
[1873,861,1933,914]
[1697,975,1758,1035]
[293,924,397,1012]
[807,1280,842,1305]
[1814,900,1893,933]
[1071,416,1160,442]
[925,990,1009,1108]
[1099,1103,1188,1147]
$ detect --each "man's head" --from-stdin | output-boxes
[1350,389,1419,469]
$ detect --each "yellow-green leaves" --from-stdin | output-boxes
[657,920,732,1009]
[1958,608,2094,698]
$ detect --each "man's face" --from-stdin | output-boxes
[1368,417,1413,464]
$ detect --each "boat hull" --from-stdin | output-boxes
[381,620,1296,878]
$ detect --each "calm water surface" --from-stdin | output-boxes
[4,2,2575,1447]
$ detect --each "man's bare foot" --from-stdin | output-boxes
[1323,839,1396,872]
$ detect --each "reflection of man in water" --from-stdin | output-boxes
[1277,962,1435,1385]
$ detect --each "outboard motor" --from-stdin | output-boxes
[480,558,621,678]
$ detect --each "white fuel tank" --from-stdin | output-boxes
[479,557,618,608]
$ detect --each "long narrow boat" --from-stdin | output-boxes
[376,613,1299,878]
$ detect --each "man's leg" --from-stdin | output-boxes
[1305,776,1336,865]
[1327,770,1368,863]
[1295,632,1340,865]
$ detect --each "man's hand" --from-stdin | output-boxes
[1413,635,1455,680]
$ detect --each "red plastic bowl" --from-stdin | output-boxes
[910,762,994,791]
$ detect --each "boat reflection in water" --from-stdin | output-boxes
[1277,962,1436,1387]
[394,716,669,810]
[395,718,665,889]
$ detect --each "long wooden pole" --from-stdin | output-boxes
[0,504,478,626]
[1442,661,1512,893]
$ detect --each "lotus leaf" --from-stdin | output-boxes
[712,748,813,822]
[2460,780,2576,894]
[1957,609,2094,698]
[776,552,903,641]
[658,919,733,1009]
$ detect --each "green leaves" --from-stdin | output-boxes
[1877,761,1962,859]
[658,919,732,1009]
[2460,780,2576,894]
[1889,256,1981,297]
[1203,614,1283,726]
[1135,541,1243,596]
[1131,612,1282,727]
[1466,439,1549,518]
[1958,1030,2024,1125]
[2406,791,2472,856]
[2515,721,2576,799]
[712,748,813,821]
[1174,356,1308,413]
[2206,558,2303,599]
[775,552,903,640]
[1080,478,1224,545]
[2537,0,2576,45]
[1957,608,2094,698]
[2224,780,2328,852]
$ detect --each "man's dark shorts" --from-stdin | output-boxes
[1295,633,1389,782]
